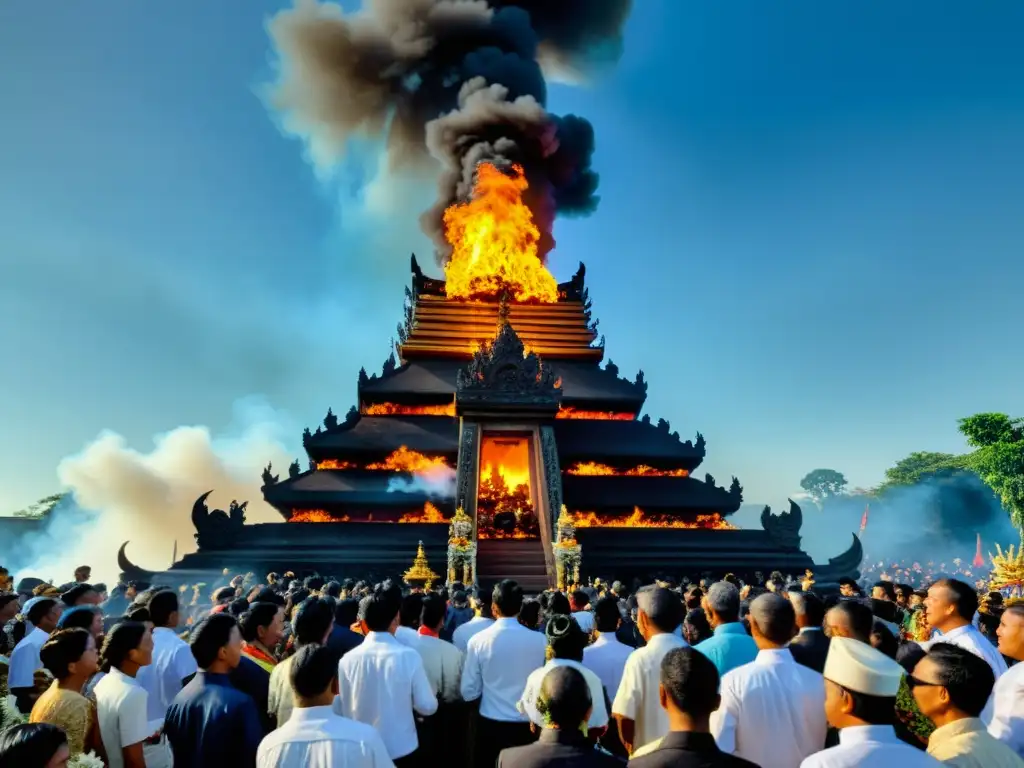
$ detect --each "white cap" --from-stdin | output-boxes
[823,636,904,697]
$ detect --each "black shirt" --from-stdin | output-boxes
[627,732,762,768]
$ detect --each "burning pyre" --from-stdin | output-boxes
[266,0,633,290]
[443,163,557,303]
[570,508,736,530]
[290,501,449,524]
[566,462,690,477]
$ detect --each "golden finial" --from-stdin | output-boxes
[404,540,440,588]
[990,543,1024,590]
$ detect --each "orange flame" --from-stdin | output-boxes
[556,407,635,421]
[364,402,456,417]
[565,462,690,477]
[478,528,533,540]
[398,502,449,524]
[570,508,736,530]
[290,509,348,523]
[443,163,558,303]
[317,459,355,470]
[366,447,453,473]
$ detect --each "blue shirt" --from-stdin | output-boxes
[694,622,758,677]
[165,671,263,768]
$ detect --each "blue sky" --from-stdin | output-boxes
[1,0,1022,515]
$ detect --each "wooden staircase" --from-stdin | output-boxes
[476,539,551,593]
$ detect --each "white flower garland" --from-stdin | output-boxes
[68,751,105,768]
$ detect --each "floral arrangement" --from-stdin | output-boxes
[69,752,105,768]
[447,507,476,585]
[554,505,582,590]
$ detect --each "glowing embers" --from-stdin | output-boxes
[556,407,635,421]
[290,509,348,523]
[443,163,558,303]
[316,460,355,470]
[366,447,453,473]
[288,502,449,525]
[565,462,690,477]
[476,434,540,540]
[570,508,736,530]
[363,402,456,416]
[398,502,449,524]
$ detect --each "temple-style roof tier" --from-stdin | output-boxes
[263,468,456,518]
[303,412,703,469]
[359,359,645,413]
[304,416,458,462]
[553,419,705,468]
[401,294,601,361]
[562,475,741,515]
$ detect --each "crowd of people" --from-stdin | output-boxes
[0,562,1022,768]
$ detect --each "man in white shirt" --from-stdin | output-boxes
[394,593,423,648]
[461,579,547,768]
[412,594,464,704]
[711,593,827,768]
[8,597,63,712]
[612,584,686,755]
[452,594,494,651]
[922,578,1006,722]
[335,581,437,766]
[922,578,1007,679]
[800,636,941,767]
[136,590,198,721]
[990,604,1024,755]
[269,597,335,727]
[583,595,633,703]
[411,594,465,765]
[258,644,394,768]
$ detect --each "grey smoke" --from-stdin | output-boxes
[386,464,457,498]
[266,0,632,261]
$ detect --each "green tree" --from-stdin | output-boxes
[879,451,971,489]
[799,468,848,504]
[10,492,66,519]
[959,413,1024,537]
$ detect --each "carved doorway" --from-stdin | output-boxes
[475,432,540,540]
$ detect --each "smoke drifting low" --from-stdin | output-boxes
[1,399,297,585]
[750,473,1018,573]
[386,464,457,498]
[267,0,632,261]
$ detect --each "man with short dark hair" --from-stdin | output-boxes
[60,583,100,607]
[453,592,494,651]
[269,596,335,727]
[165,613,264,767]
[498,666,624,768]
[137,590,197,722]
[628,648,759,767]
[838,578,861,598]
[612,585,687,755]
[462,579,547,768]
[788,591,829,673]
[584,596,634,705]
[824,600,874,643]
[911,643,1020,767]
[922,578,1006,722]
[872,582,897,603]
[8,597,64,712]
[695,582,757,677]
[711,594,826,768]
[256,645,392,767]
[801,637,939,767]
[327,597,363,659]
[337,581,437,766]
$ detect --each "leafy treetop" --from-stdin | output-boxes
[799,468,848,504]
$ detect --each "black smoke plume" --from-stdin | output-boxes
[267,0,633,262]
